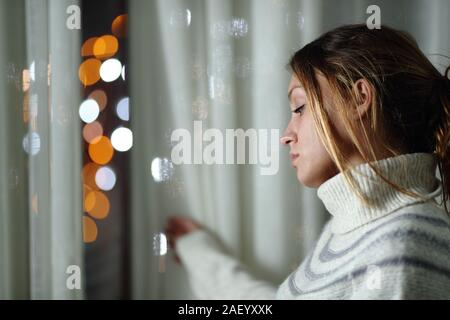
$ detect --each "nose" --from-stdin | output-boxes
[280,128,296,146]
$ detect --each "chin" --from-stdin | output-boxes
[297,168,312,188]
[296,169,321,188]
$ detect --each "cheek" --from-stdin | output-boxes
[299,127,330,168]
[298,115,325,156]
[296,115,336,186]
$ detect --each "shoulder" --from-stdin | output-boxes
[348,209,450,299]
[356,205,450,264]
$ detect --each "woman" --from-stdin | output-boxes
[165,24,450,299]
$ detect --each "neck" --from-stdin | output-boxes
[317,153,442,234]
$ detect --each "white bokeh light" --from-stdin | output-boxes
[22,132,41,156]
[151,157,174,183]
[116,97,129,121]
[29,61,35,82]
[153,232,168,256]
[79,99,100,123]
[100,58,122,82]
[169,9,191,28]
[229,17,248,38]
[111,127,133,152]
[121,65,126,81]
[95,166,117,191]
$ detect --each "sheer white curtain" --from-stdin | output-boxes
[129,0,450,299]
[0,0,83,299]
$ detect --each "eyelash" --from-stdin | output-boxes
[292,105,305,115]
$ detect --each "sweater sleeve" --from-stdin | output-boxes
[175,229,277,300]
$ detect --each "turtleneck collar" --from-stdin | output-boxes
[317,153,443,234]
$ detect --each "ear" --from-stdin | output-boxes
[352,78,372,120]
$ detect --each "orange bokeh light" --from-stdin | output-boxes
[82,162,100,190]
[79,58,101,86]
[88,136,114,165]
[93,35,118,60]
[88,89,108,111]
[23,92,29,123]
[22,69,30,92]
[83,216,98,243]
[81,37,98,57]
[112,14,128,38]
[83,121,103,144]
[83,183,95,211]
[85,190,110,220]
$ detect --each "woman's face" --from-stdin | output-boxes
[281,73,340,188]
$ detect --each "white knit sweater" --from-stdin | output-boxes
[176,153,450,299]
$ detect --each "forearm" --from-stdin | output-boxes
[176,229,277,300]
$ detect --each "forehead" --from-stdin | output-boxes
[288,71,329,92]
[288,73,301,89]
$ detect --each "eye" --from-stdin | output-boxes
[292,104,305,114]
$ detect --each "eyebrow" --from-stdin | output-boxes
[287,86,303,100]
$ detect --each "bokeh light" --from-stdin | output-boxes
[111,127,133,152]
[22,132,41,156]
[83,216,98,243]
[169,9,191,28]
[81,37,98,57]
[22,69,30,92]
[112,14,128,38]
[29,61,35,82]
[84,187,96,212]
[83,162,100,190]
[93,35,119,60]
[88,89,108,111]
[23,92,29,123]
[79,99,100,123]
[210,18,248,40]
[229,17,248,38]
[79,58,101,86]
[153,232,168,256]
[121,65,126,81]
[151,157,174,182]
[85,190,110,219]
[116,97,129,121]
[100,58,122,82]
[95,166,116,191]
[83,121,103,144]
[89,136,114,165]
[83,183,95,211]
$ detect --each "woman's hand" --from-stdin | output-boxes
[165,215,202,264]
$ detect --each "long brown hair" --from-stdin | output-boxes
[289,24,450,215]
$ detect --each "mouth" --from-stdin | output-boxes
[289,153,299,165]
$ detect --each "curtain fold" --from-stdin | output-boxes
[0,0,29,299]
[130,0,450,300]
[0,0,83,299]
[129,0,327,299]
